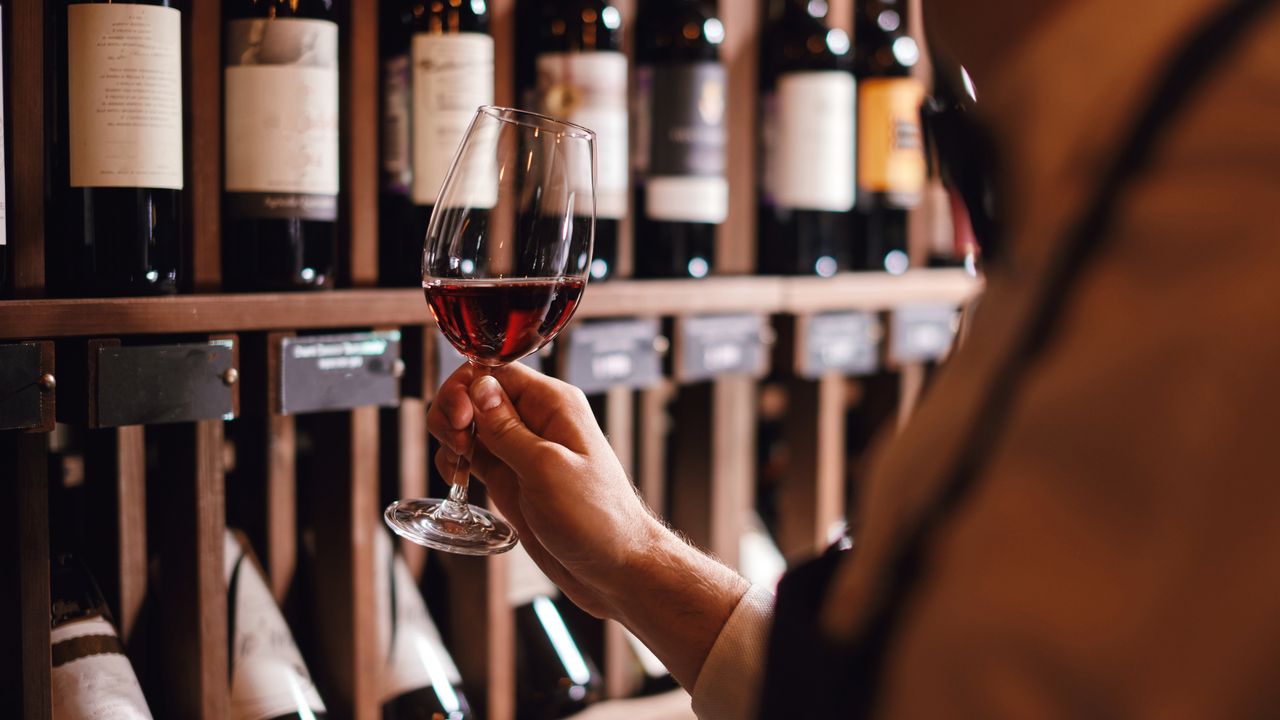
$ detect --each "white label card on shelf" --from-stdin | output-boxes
[890,304,961,363]
[676,314,770,383]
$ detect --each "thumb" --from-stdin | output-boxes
[469,374,556,471]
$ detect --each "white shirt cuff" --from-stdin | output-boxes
[690,585,775,720]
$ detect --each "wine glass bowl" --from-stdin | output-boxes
[385,106,595,555]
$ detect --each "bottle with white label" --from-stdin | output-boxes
[756,0,855,277]
[222,0,340,292]
[853,0,924,275]
[508,543,603,719]
[533,0,626,282]
[633,0,727,280]
[372,530,474,720]
[51,0,185,297]
[50,553,155,720]
[380,0,493,288]
[225,528,329,720]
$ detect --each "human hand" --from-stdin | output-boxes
[427,362,667,619]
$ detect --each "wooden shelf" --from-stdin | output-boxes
[0,270,980,340]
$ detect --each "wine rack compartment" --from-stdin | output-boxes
[0,0,978,719]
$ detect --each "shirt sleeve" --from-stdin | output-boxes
[690,585,775,720]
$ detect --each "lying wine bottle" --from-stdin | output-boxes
[225,528,328,720]
[374,530,473,720]
[50,553,155,720]
[509,544,603,719]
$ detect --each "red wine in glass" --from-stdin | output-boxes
[425,277,585,366]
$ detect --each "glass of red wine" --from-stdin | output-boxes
[384,106,595,555]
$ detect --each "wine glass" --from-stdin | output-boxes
[384,106,595,555]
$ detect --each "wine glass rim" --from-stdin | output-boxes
[477,105,596,140]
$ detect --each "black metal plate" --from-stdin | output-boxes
[801,312,881,379]
[677,314,770,383]
[890,304,960,363]
[435,330,545,385]
[0,343,44,431]
[280,331,402,415]
[562,319,664,395]
[97,341,236,427]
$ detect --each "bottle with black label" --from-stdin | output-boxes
[756,0,855,277]
[225,528,329,720]
[50,553,155,719]
[50,0,185,297]
[633,0,727,279]
[374,530,474,719]
[509,544,603,719]
[853,0,924,275]
[222,0,340,292]
[532,0,626,282]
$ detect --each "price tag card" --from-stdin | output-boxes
[279,331,402,415]
[434,330,545,385]
[561,319,663,395]
[800,312,881,379]
[96,340,236,427]
[0,342,53,432]
[890,304,960,363]
[676,314,770,383]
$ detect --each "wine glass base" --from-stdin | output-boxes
[384,499,518,556]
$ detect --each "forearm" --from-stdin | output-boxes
[599,519,752,689]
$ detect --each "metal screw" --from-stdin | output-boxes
[653,336,671,355]
[38,373,57,392]
[392,359,407,379]
[221,368,240,386]
[759,327,778,346]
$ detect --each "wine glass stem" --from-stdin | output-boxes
[441,362,491,513]
[447,424,476,508]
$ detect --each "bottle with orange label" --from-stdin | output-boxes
[853,0,925,275]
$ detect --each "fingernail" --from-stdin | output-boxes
[471,375,502,411]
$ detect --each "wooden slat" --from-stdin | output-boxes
[0,272,981,339]
[310,407,380,720]
[83,426,149,656]
[778,270,981,313]
[187,0,222,291]
[718,0,759,274]
[637,381,675,514]
[600,387,640,698]
[342,0,379,286]
[897,361,927,430]
[777,375,847,559]
[394,399,428,576]
[152,420,228,720]
[441,550,514,720]
[669,379,754,565]
[10,0,46,297]
[0,432,51,720]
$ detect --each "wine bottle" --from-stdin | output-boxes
[756,0,855,277]
[50,553,155,719]
[373,530,474,720]
[51,0,185,297]
[222,0,340,292]
[224,528,329,720]
[533,0,627,282]
[509,544,603,719]
[382,0,494,288]
[853,0,925,274]
[632,0,727,279]
[379,0,414,287]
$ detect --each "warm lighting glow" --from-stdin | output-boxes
[827,28,851,56]
[704,18,725,45]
